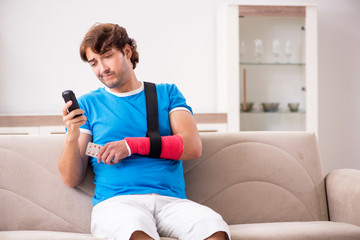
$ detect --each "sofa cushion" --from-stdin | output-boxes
[183,132,329,224]
[0,135,93,233]
[0,231,102,240]
[0,231,176,240]
[230,221,360,240]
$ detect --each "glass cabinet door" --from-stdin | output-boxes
[216,3,318,133]
[239,7,306,131]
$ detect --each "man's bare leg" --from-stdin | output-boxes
[130,231,154,240]
[130,230,228,240]
[205,231,228,240]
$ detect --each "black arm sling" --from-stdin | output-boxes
[143,82,162,158]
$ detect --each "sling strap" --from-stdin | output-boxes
[144,81,162,158]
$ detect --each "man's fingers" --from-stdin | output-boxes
[97,141,126,165]
[101,147,114,165]
[66,109,85,120]
[97,146,106,163]
[62,101,73,116]
[113,153,122,164]
[105,153,115,165]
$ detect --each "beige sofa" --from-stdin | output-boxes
[1,132,360,240]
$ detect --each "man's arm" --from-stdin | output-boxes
[97,110,201,164]
[58,101,91,187]
[169,110,202,160]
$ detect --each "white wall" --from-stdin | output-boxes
[0,0,359,173]
[317,0,360,173]
[0,0,222,115]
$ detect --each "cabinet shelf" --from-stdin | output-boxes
[240,110,305,114]
[240,62,305,66]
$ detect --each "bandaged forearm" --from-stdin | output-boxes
[125,135,183,160]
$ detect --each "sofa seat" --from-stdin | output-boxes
[0,231,175,240]
[2,221,360,240]
[0,231,101,240]
[230,221,360,240]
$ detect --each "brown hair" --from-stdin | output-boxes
[80,23,139,69]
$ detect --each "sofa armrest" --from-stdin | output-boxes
[325,169,360,226]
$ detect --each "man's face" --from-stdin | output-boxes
[86,47,132,89]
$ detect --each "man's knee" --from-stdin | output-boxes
[205,231,228,240]
[130,231,154,240]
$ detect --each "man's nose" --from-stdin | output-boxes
[99,60,109,75]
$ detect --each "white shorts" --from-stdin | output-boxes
[91,194,230,240]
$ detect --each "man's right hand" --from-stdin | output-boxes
[59,101,90,188]
[62,101,87,141]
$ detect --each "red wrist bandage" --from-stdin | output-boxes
[125,135,183,160]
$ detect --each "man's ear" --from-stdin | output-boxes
[123,44,132,60]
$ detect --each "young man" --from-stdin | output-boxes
[58,23,230,240]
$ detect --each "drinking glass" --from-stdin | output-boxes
[254,39,263,63]
[284,40,292,62]
[272,39,280,63]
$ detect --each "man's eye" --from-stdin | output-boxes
[105,53,112,58]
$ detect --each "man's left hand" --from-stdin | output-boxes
[97,140,130,165]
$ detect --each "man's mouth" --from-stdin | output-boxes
[101,72,114,79]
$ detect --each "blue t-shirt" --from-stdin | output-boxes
[77,82,192,206]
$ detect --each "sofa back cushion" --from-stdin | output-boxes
[183,132,329,224]
[0,132,328,232]
[0,135,93,233]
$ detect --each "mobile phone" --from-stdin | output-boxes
[62,90,82,118]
